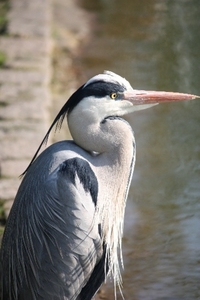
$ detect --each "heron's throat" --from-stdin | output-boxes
[95,126,136,287]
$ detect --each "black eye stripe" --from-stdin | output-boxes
[83,81,125,98]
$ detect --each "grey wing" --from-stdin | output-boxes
[53,158,105,299]
[0,158,105,300]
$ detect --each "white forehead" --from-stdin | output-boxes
[84,70,133,91]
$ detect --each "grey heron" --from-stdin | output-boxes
[0,71,198,300]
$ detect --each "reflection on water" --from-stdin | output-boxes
[80,0,200,299]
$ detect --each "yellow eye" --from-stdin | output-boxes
[110,92,117,99]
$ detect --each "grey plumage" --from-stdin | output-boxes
[1,142,106,299]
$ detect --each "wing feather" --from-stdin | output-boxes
[1,155,106,300]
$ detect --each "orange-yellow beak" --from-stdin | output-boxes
[123,90,199,105]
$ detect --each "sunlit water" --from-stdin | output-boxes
[79,0,200,299]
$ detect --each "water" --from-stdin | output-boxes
[79,0,200,299]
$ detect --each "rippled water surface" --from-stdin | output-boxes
[79,0,200,299]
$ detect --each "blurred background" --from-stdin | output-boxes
[0,0,200,299]
[78,0,200,299]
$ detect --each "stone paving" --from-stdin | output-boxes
[0,0,92,217]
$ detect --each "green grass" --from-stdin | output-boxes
[0,50,6,67]
[0,200,6,225]
[0,0,9,34]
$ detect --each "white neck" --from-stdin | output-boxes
[94,119,135,286]
[68,110,136,286]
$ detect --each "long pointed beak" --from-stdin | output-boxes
[124,90,199,105]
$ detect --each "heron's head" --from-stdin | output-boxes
[67,70,198,126]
